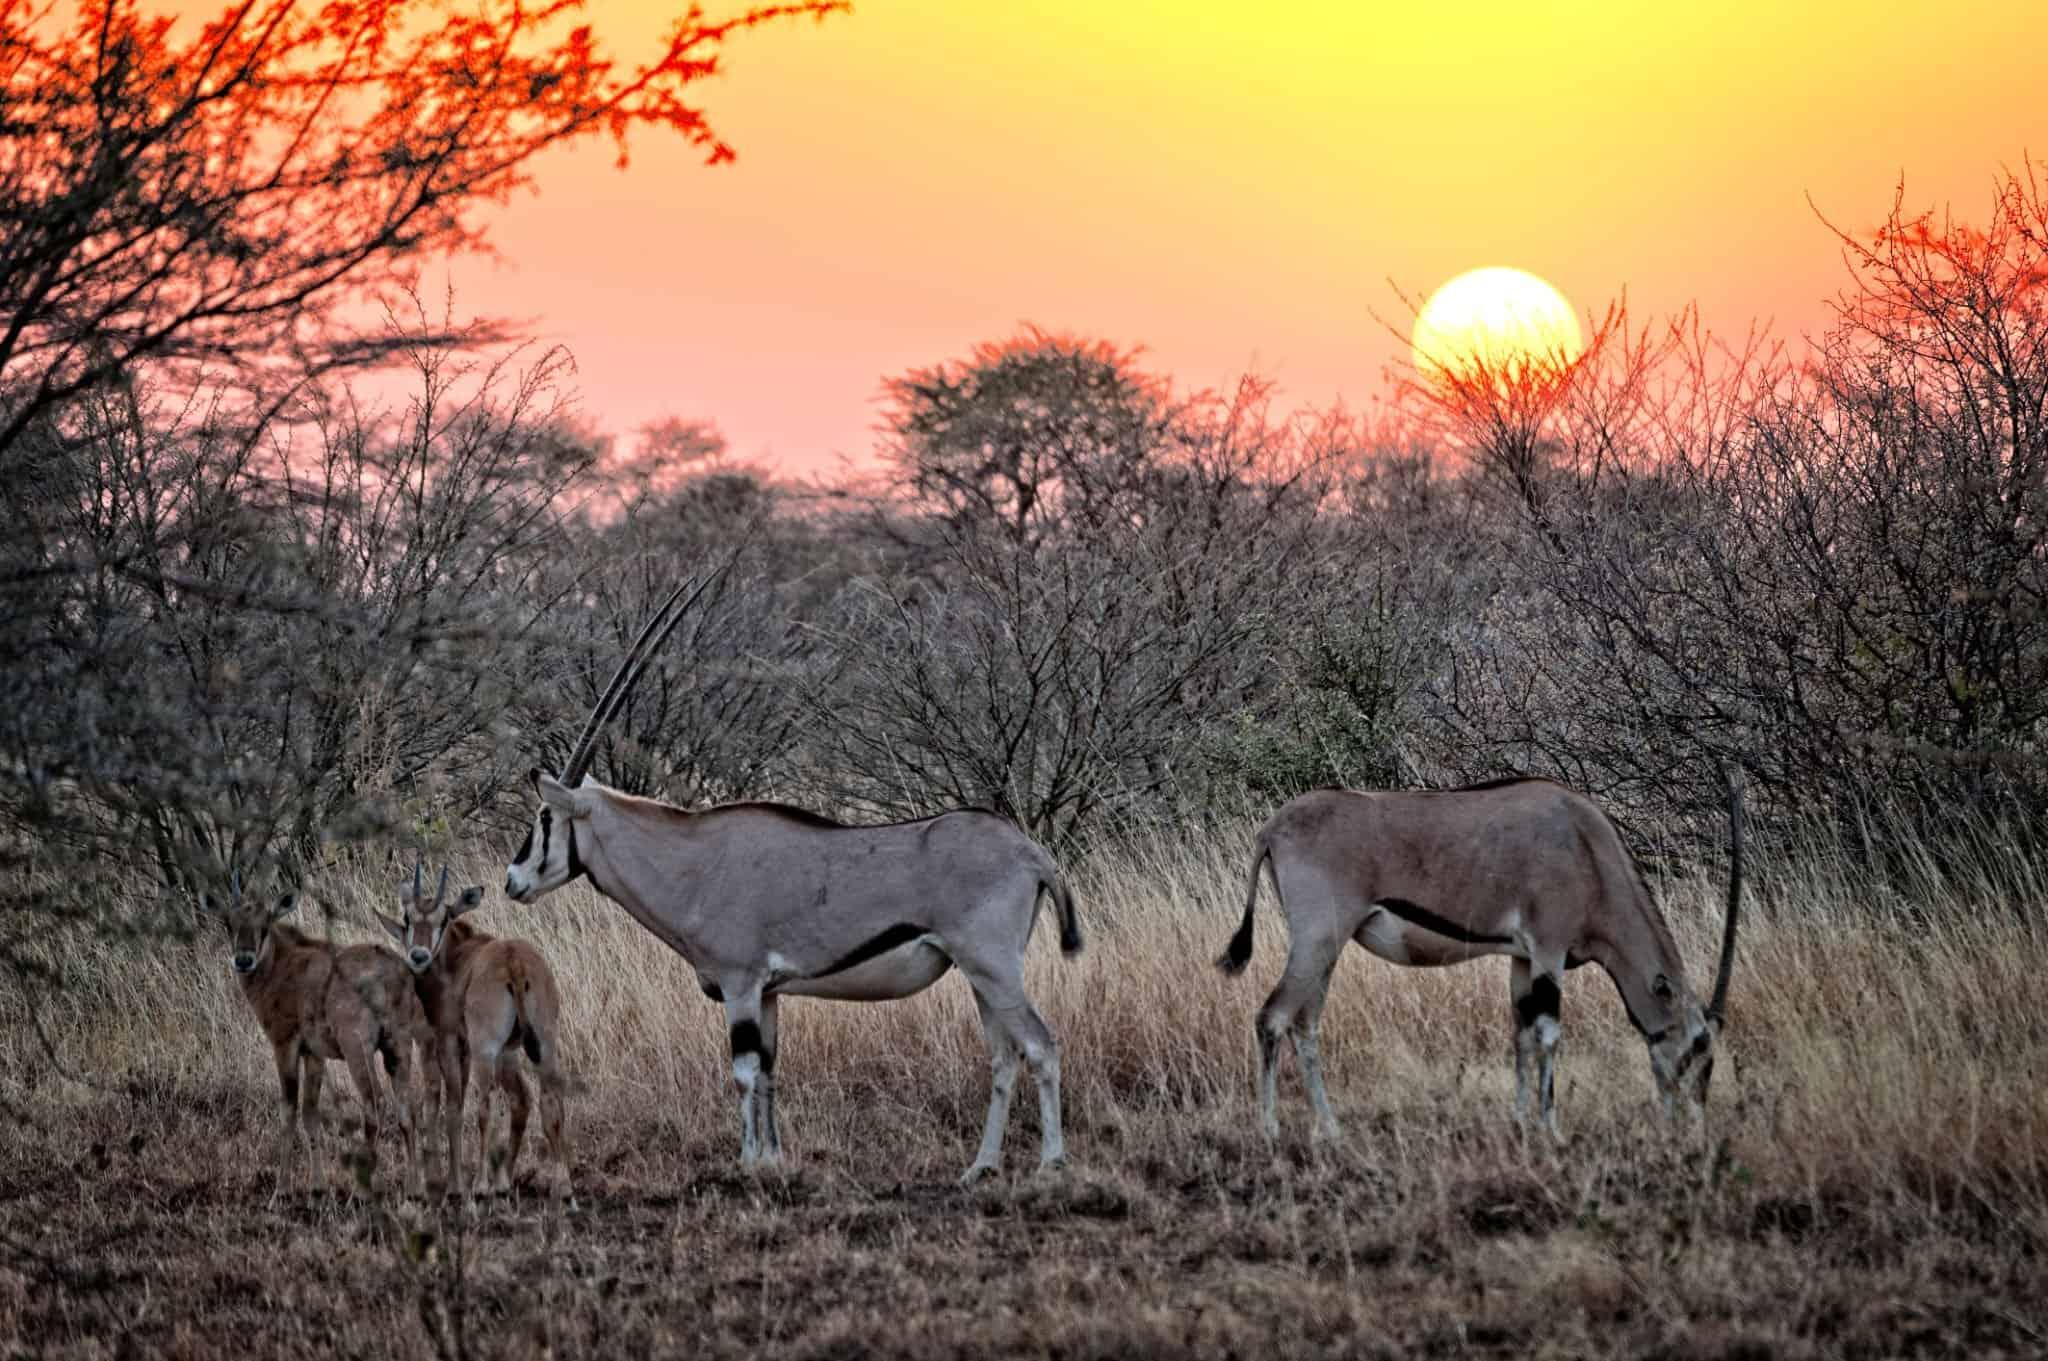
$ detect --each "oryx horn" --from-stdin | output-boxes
[560,574,716,785]
[1708,765,1744,1023]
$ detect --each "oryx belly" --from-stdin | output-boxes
[1354,907,1501,967]
[776,938,953,1001]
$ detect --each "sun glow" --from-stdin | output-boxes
[1410,267,1584,386]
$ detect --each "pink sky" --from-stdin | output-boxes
[450,1,2048,477]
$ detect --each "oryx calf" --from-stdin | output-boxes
[501,575,1083,1183]
[206,873,432,1196]
[1218,776,1742,1139]
[379,866,572,1204]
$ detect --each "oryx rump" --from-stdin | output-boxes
[1218,776,1742,1139]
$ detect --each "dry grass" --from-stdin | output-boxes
[3,821,2046,1358]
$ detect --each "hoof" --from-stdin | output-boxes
[959,1162,997,1187]
[1035,1155,1068,1176]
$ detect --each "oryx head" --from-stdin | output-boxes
[377,863,486,974]
[1646,773,1745,1114]
[504,575,711,905]
[200,868,298,976]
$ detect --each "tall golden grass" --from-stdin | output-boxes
[7,815,2045,1216]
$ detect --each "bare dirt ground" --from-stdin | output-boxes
[4,1079,2041,1360]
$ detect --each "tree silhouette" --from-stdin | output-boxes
[0,0,845,455]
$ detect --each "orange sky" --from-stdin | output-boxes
[458,1,2043,475]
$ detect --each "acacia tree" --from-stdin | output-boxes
[878,327,1180,549]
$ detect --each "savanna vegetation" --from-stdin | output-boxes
[4,3,2047,1357]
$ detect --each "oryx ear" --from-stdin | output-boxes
[537,774,592,818]
[452,886,486,916]
[374,910,406,945]
[269,893,299,920]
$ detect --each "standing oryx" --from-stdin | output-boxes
[1218,775,1742,1139]
[502,579,1083,1183]
[378,865,572,1204]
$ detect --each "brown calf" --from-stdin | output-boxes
[206,874,435,1196]
[379,865,572,1203]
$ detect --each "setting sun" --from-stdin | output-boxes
[1410,266,1585,385]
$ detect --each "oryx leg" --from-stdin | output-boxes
[722,982,776,1168]
[378,1033,422,1198]
[270,1042,308,1195]
[435,1034,467,1199]
[465,991,519,1196]
[493,1061,530,1194]
[757,996,782,1162]
[530,1028,574,1206]
[1509,957,1564,1137]
[961,990,1022,1185]
[954,950,1064,1177]
[1255,927,1344,1140]
[337,1034,386,1193]
[300,1056,328,1152]
[1290,981,1343,1143]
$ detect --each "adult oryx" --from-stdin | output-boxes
[503,579,1082,1183]
[1218,775,1742,1139]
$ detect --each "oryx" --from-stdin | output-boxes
[503,579,1083,1183]
[379,864,574,1204]
[1218,775,1742,1139]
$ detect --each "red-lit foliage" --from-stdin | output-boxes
[0,0,844,451]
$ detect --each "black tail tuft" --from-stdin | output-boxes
[1050,875,1083,956]
[1216,910,1255,975]
[1217,842,1267,974]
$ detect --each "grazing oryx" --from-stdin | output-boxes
[378,865,572,1204]
[502,578,1083,1184]
[204,871,433,1196]
[1218,775,1742,1139]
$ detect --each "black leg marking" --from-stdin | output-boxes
[1374,897,1516,946]
[811,923,928,979]
[730,1019,763,1060]
[1515,974,1562,1029]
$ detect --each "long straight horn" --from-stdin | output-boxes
[561,571,720,785]
[434,866,450,913]
[1708,766,1744,1022]
[232,867,241,906]
[559,576,696,783]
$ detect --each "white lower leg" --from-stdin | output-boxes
[964,1047,1019,1182]
[1026,1043,1064,1171]
[733,1052,761,1165]
[1293,1024,1342,1140]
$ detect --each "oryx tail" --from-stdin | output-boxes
[1217,837,1273,975]
[1044,869,1084,956]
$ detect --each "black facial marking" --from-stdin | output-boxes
[564,817,587,887]
[1373,897,1515,947]
[730,1019,763,1060]
[812,923,929,979]
[1516,974,1562,1029]
[380,1042,401,1077]
[514,823,535,865]
[539,807,552,864]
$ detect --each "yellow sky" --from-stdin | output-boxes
[459,1,2045,472]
